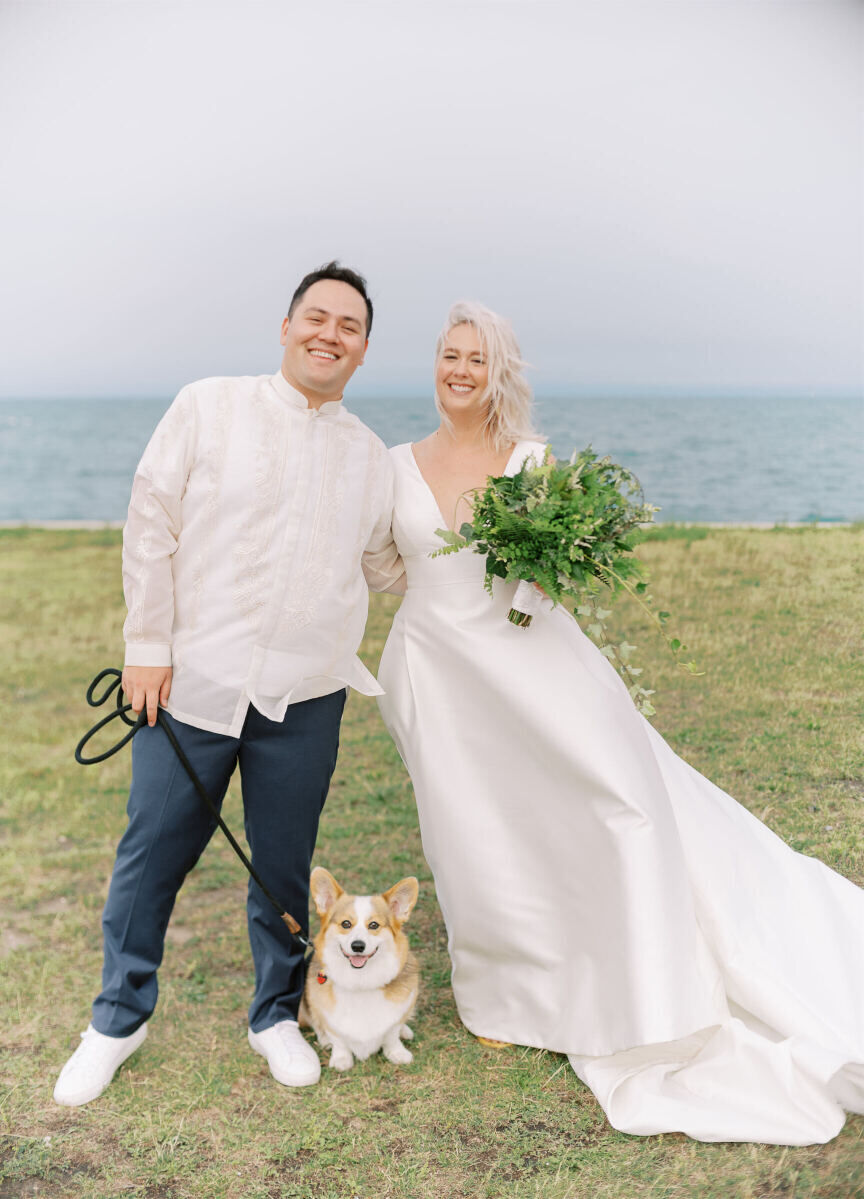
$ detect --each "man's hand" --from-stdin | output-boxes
[122,666,173,728]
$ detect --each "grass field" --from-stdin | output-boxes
[1,526,863,1199]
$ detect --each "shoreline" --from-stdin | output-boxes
[0,520,856,531]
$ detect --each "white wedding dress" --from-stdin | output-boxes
[377,440,864,1145]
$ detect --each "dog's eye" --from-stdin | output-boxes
[368,921,379,930]
[340,919,352,929]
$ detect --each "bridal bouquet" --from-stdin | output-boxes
[434,447,696,716]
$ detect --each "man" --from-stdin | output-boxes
[54,262,404,1105]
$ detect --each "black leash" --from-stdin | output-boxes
[74,668,309,949]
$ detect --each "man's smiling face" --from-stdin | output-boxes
[279,279,369,406]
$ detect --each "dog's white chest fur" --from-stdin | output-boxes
[326,986,414,1060]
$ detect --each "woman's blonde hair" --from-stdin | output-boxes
[435,300,538,452]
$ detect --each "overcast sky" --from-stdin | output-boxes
[1,0,861,399]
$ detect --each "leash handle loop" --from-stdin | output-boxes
[85,667,135,722]
[75,668,145,764]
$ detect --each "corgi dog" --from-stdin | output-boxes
[299,867,419,1072]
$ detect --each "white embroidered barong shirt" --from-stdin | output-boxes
[122,372,404,737]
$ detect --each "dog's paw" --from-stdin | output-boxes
[328,1046,354,1071]
[399,1024,414,1041]
[384,1042,414,1066]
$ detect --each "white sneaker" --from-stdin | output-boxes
[53,1022,148,1107]
[248,1019,320,1087]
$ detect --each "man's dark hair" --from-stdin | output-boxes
[288,261,373,337]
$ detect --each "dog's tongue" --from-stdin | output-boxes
[349,954,368,969]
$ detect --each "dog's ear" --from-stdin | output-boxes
[383,877,419,926]
[310,867,343,918]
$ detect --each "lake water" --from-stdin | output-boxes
[0,393,861,523]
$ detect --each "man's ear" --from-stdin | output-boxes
[279,315,291,346]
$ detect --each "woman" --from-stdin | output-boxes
[376,300,864,1145]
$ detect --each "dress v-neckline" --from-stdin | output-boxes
[407,440,524,533]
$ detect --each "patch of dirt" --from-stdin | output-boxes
[500,1161,533,1182]
[494,1118,555,1134]
[1,929,36,956]
[491,1114,609,1151]
[0,1163,99,1199]
[461,1147,500,1173]
[0,894,82,959]
[32,899,73,917]
[826,777,863,793]
[164,925,196,946]
[271,1147,314,1178]
[0,1181,62,1198]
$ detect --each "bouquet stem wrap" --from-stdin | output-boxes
[508,579,544,628]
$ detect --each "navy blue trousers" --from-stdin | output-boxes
[92,690,346,1037]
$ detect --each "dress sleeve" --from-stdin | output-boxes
[122,386,198,666]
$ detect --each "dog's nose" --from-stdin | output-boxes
[350,940,366,954]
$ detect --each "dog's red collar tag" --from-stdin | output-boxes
[316,971,327,985]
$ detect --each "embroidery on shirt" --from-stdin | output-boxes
[314,430,389,664]
[233,387,288,625]
[187,384,232,634]
[278,418,353,634]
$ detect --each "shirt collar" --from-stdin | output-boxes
[270,371,345,417]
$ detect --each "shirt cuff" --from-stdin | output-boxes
[124,642,172,667]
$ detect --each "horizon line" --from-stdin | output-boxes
[1,389,862,404]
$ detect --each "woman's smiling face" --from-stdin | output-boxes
[435,323,489,416]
